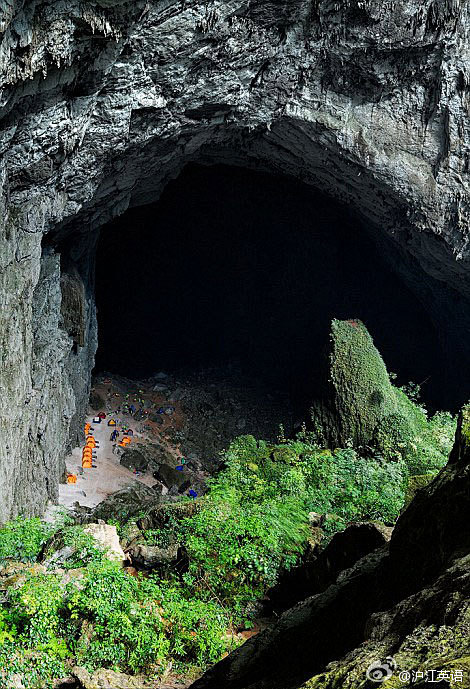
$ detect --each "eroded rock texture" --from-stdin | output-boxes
[0,1,469,519]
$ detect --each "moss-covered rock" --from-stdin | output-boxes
[403,473,435,509]
[302,592,470,689]
[310,320,455,472]
[310,319,404,447]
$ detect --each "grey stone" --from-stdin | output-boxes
[154,464,191,494]
[127,543,179,568]
[86,483,160,523]
[119,449,149,473]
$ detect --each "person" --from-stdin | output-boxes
[110,429,118,442]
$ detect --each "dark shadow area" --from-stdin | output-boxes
[95,163,446,412]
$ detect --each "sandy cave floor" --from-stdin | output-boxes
[55,370,293,513]
[59,414,158,510]
[58,377,186,510]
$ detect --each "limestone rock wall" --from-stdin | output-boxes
[0,0,469,519]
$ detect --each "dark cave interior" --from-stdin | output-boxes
[93,163,451,413]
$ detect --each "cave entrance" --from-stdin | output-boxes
[94,163,444,419]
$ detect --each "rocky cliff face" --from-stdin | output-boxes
[0,0,469,520]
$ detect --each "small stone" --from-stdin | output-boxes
[308,512,323,526]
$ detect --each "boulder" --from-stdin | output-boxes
[0,563,46,591]
[42,523,125,568]
[268,521,392,613]
[88,483,160,523]
[82,523,125,563]
[153,464,190,493]
[89,390,105,411]
[127,543,179,568]
[119,449,149,473]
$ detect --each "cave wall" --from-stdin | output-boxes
[0,0,469,520]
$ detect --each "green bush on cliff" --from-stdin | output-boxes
[372,387,455,475]
[210,436,407,538]
[2,557,234,679]
[0,517,53,565]
[182,486,308,618]
[309,320,456,475]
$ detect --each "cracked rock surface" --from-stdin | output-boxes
[0,0,469,520]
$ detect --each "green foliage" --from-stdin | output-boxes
[138,577,234,667]
[373,388,455,476]
[61,525,108,569]
[302,447,407,525]
[0,608,16,644]
[183,487,308,619]
[0,643,65,689]
[66,559,168,673]
[0,386,455,684]
[212,436,407,540]
[7,572,66,649]
[4,558,233,678]
[0,517,53,565]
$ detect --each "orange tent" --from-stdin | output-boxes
[82,457,92,468]
[86,439,96,448]
[67,474,77,484]
[84,423,91,435]
[82,449,93,458]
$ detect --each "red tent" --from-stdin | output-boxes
[98,412,106,419]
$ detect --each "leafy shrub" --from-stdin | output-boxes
[138,577,234,667]
[372,388,455,475]
[3,557,233,676]
[65,559,167,672]
[212,436,407,540]
[7,571,67,649]
[0,608,16,644]
[301,447,407,526]
[0,517,53,565]
[0,643,65,689]
[182,486,308,619]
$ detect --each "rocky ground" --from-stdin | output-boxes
[58,369,294,513]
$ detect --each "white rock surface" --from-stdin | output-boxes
[83,522,126,563]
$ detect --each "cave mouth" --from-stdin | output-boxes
[94,163,445,415]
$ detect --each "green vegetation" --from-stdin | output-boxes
[310,320,456,471]
[0,375,456,687]
[0,517,53,566]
